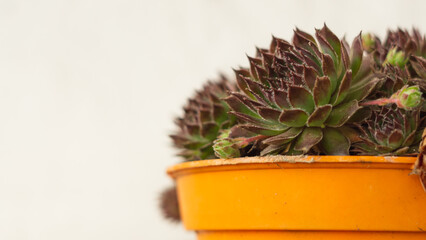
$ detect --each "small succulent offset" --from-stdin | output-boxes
[213,130,242,159]
[369,28,426,94]
[353,106,422,155]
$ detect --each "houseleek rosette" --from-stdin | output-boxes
[353,106,423,155]
[224,25,379,155]
[370,28,426,94]
[170,76,237,161]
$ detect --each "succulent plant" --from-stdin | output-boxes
[170,75,237,161]
[352,106,422,155]
[373,28,426,93]
[383,28,426,59]
[225,25,379,155]
[384,47,409,68]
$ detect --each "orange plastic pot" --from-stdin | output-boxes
[167,156,426,239]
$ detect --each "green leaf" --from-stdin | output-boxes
[325,100,360,127]
[350,34,363,76]
[263,127,303,145]
[288,86,315,113]
[316,30,337,63]
[234,69,253,97]
[294,127,323,153]
[273,89,291,109]
[411,56,426,79]
[402,130,416,147]
[303,65,318,90]
[257,107,282,122]
[201,122,220,140]
[322,54,337,91]
[340,40,350,69]
[241,124,286,136]
[313,76,332,106]
[260,144,288,156]
[225,95,259,119]
[345,77,379,102]
[346,107,371,123]
[293,29,318,55]
[279,109,309,127]
[307,104,332,127]
[318,24,341,60]
[331,70,352,105]
[387,129,404,149]
[319,128,350,155]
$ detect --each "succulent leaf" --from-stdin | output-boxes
[319,127,350,155]
[294,127,323,153]
[279,109,309,127]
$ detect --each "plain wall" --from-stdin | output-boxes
[0,0,425,239]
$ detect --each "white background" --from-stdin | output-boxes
[0,0,425,239]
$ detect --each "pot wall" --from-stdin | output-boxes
[168,156,426,239]
[197,231,426,240]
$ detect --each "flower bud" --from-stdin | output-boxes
[213,137,241,159]
[392,85,422,110]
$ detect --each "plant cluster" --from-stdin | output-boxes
[163,25,426,222]
[172,25,425,160]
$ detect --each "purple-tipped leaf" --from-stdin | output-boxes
[307,104,332,127]
[331,70,352,105]
[345,77,379,102]
[257,107,282,122]
[325,100,360,127]
[350,33,363,76]
[387,129,404,149]
[225,95,259,119]
[318,24,342,59]
[263,127,303,145]
[303,65,318,90]
[279,109,309,127]
[319,128,350,155]
[294,127,323,153]
[273,89,291,109]
[242,124,286,136]
[322,54,337,90]
[313,76,332,106]
[288,86,315,113]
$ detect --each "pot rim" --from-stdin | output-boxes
[167,155,417,178]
